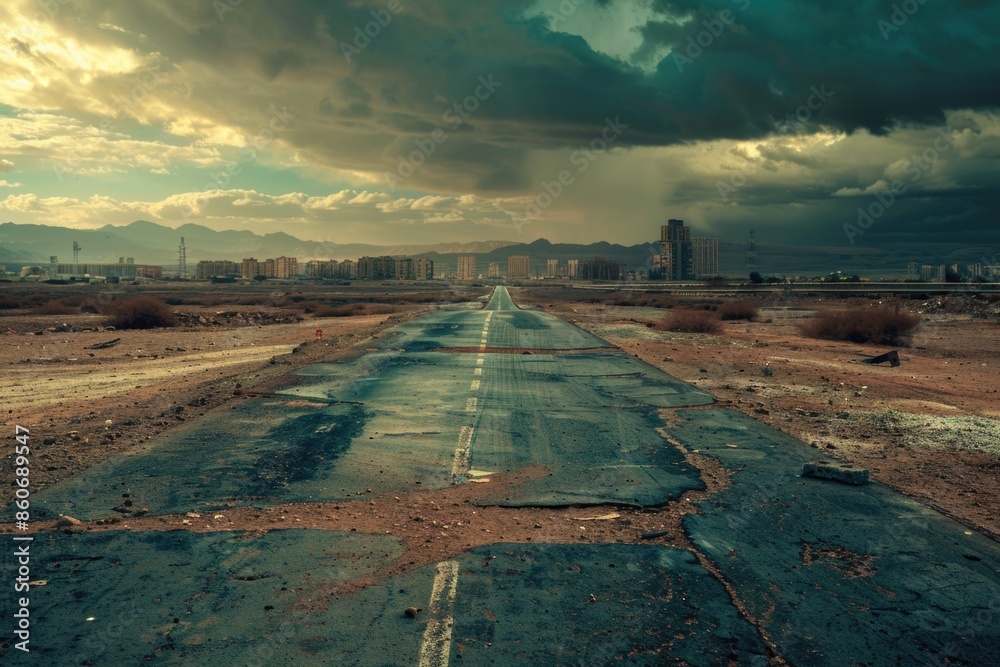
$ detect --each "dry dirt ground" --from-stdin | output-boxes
[0,304,428,493]
[518,289,1000,542]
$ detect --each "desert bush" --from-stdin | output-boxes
[104,296,177,329]
[657,309,722,334]
[718,300,759,321]
[79,299,101,314]
[0,294,22,309]
[35,299,77,315]
[55,295,87,308]
[314,303,365,317]
[800,303,920,345]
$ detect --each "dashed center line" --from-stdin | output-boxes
[417,560,460,667]
[470,379,480,391]
[473,367,482,376]
[450,425,474,479]
[476,358,484,365]
[465,397,477,413]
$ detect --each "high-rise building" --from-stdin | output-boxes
[660,219,693,280]
[507,255,531,279]
[546,259,559,277]
[691,238,719,278]
[339,259,357,279]
[487,262,501,278]
[264,258,277,278]
[580,257,626,281]
[305,260,338,278]
[906,262,920,280]
[274,256,299,279]
[661,219,691,243]
[357,256,395,280]
[920,265,946,281]
[136,265,162,279]
[456,256,477,280]
[415,258,434,280]
[241,258,260,279]
[195,260,239,279]
[566,259,579,278]
[394,257,415,280]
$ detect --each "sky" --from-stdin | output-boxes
[1,0,998,249]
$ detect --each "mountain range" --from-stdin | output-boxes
[1,221,993,277]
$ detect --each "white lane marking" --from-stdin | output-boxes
[473,367,482,376]
[470,379,480,391]
[451,426,474,478]
[465,397,477,413]
[417,560,460,667]
[476,358,484,365]
[478,344,486,350]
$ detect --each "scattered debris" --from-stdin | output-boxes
[173,311,302,328]
[87,338,121,350]
[802,460,870,485]
[640,529,671,540]
[858,350,901,367]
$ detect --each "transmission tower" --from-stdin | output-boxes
[72,241,81,264]
[178,237,187,278]
[746,228,756,275]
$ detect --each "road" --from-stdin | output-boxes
[6,286,1000,665]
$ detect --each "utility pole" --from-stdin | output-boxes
[178,237,187,279]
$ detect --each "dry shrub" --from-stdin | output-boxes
[800,303,920,346]
[35,299,77,315]
[658,309,722,334]
[104,296,177,329]
[315,303,365,317]
[0,294,23,309]
[718,300,759,321]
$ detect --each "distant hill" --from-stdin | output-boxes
[0,221,521,267]
[0,220,990,277]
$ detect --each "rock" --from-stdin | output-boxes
[55,515,83,527]
[802,460,869,485]
[404,607,421,619]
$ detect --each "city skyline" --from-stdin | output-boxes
[0,1,997,250]
[6,217,997,281]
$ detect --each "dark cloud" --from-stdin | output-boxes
[4,0,998,249]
